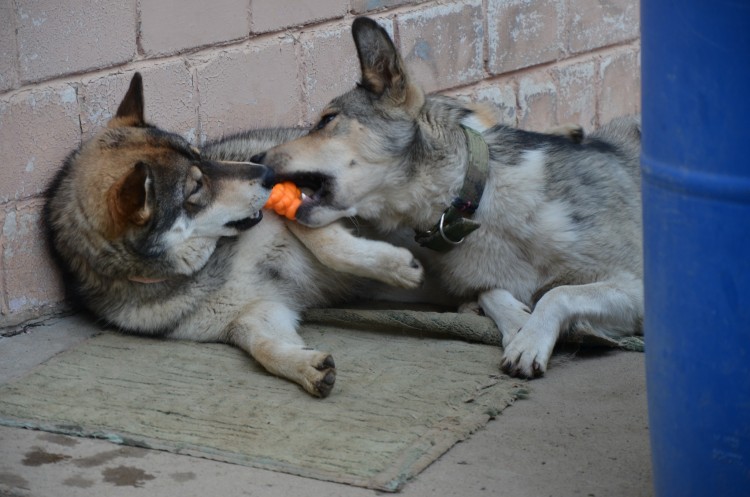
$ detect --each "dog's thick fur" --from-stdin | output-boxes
[44,73,424,397]
[257,17,644,378]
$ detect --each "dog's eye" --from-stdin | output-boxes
[315,113,338,131]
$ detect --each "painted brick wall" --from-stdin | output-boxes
[0,0,641,328]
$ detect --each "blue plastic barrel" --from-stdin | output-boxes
[641,1,750,495]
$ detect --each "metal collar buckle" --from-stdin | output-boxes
[414,125,489,252]
[438,211,465,245]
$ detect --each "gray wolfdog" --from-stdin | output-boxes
[44,73,423,397]
[255,17,644,379]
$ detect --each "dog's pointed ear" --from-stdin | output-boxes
[106,161,153,237]
[109,73,145,128]
[352,17,423,114]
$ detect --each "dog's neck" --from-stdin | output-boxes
[413,126,488,251]
[392,97,491,233]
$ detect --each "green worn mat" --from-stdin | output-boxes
[0,318,528,492]
[303,306,645,351]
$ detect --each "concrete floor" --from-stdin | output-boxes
[0,315,652,497]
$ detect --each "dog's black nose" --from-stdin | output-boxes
[261,167,276,189]
[250,152,266,164]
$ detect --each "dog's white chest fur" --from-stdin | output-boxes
[436,148,578,303]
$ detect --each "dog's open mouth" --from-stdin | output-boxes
[225,210,263,231]
[277,172,334,210]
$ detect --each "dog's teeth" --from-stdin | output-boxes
[300,186,316,199]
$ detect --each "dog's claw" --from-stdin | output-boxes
[500,359,516,376]
[532,361,544,378]
[501,354,545,379]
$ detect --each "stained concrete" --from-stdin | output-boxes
[0,316,652,497]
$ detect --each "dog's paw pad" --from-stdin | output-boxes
[321,371,335,385]
[308,353,336,398]
[316,354,335,371]
[313,370,336,398]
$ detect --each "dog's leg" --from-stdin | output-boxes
[287,222,424,288]
[227,301,336,398]
[478,289,531,348]
[501,275,643,378]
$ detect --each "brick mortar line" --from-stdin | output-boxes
[430,38,640,97]
[135,0,145,57]
[505,38,640,79]
[481,0,490,74]
[559,0,570,57]
[8,0,21,92]
[0,217,6,316]
[593,55,604,129]
[349,0,462,21]
[511,77,521,128]
[73,85,84,148]
[0,205,16,317]
[246,0,253,39]
[184,61,202,144]
[293,29,312,125]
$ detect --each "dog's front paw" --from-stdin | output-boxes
[500,323,557,379]
[302,353,337,398]
[381,249,424,289]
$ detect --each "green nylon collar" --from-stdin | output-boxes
[414,125,489,252]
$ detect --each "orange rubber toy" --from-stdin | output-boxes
[264,181,302,220]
